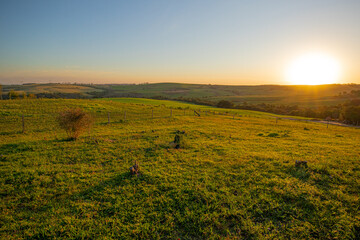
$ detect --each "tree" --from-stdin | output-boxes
[28,93,36,99]
[342,106,360,125]
[217,100,234,108]
[8,90,19,100]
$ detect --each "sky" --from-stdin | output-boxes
[0,0,359,85]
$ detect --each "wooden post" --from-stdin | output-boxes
[276,118,278,124]
[124,111,126,121]
[327,120,329,128]
[107,112,110,124]
[184,109,186,116]
[170,109,172,118]
[152,109,154,119]
[22,115,25,133]
[233,114,235,119]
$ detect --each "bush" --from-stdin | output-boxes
[8,90,19,99]
[217,100,234,108]
[56,108,93,140]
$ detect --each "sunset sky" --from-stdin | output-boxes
[0,0,359,85]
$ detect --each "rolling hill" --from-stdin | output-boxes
[2,83,360,108]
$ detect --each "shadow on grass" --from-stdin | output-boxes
[0,138,75,155]
[0,128,54,135]
[0,131,19,135]
[0,142,35,155]
[287,166,311,181]
[287,165,334,190]
[73,172,157,201]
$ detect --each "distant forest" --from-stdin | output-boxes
[174,96,360,126]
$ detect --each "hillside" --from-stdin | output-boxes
[0,98,359,239]
[2,83,360,108]
[1,83,103,98]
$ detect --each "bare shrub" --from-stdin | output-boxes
[129,160,140,176]
[56,108,93,140]
[295,160,308,168]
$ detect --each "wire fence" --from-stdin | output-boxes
[0,106,348,136]
[0,108,243,134]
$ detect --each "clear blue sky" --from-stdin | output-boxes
[0,0,359,85]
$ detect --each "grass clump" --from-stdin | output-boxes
[56,108,93,140]
[267,132,279,137]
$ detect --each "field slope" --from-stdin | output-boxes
[0,99,359,239]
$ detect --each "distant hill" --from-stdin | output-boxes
[102,83,360,107]
[2,82,360,107]
[1,83,103,99]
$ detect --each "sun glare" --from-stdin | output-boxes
[285,53,341,85]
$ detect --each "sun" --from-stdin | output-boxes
[285,53,341,85]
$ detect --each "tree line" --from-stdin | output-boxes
[1,89,88,99]
[174,97,360,126]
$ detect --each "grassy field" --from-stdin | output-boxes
[1,99,359,239]
[102,98,288,118]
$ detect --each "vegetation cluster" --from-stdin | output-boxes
[56,108,93,140]
[174,97,360,125]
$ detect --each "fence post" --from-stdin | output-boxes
[22,115,25,133]
[124,111,126,121]
[107,112,110,124]
[327,120,329,128]
[276,118,278,124]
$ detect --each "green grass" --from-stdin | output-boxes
[1,99,359,239]
[103,97,200,108]
[103,97,298,118]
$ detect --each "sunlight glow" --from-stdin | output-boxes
[285,53,341,85]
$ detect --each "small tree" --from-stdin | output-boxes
[56,108,93,140]
[8,90,19,100]
[217,100,234,108]
[28,93,36,99]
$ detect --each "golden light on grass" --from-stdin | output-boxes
[285,53,341,85]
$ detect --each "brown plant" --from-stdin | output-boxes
[56,108,93,140]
